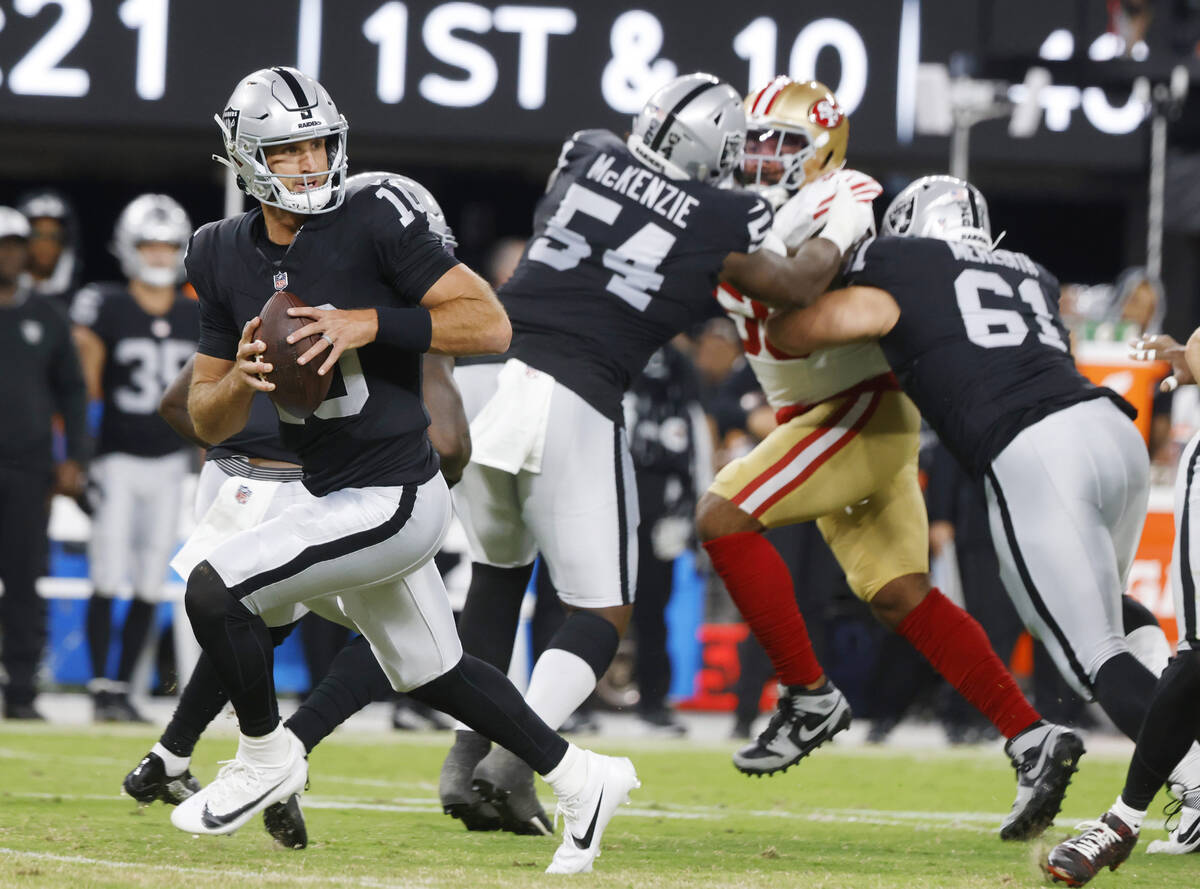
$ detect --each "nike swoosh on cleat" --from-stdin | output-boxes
[200,778,287,829]
[1175,816,1200,845]
[571,789,604,850]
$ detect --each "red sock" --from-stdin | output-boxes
[896,588,1041,739]
[703,531,824,687]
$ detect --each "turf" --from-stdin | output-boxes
[0,722,1192,889]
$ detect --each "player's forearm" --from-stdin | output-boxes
[188,373,255,444]
[428,292,512,356]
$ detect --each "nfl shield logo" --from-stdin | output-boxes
[273,270,288,291]
[235,484,253,504]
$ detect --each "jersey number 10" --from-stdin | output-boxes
[528,183,677,311]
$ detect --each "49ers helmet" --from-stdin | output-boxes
[742,77,848,195]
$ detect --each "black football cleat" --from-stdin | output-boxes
[733,681,851,776]
[439,730,502,831]
[122,751,201,806]
[1045,812,1138,886]
[1000,722,1084,841]
[472,747,553,836]
[263,793,308,849]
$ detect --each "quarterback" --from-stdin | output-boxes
[175,66,637,874]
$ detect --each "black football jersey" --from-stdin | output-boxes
[71,283,199,458]
[207,393,300,464]
[496,129,772,422]
[187,179,458,496]
[848,236,1134,478]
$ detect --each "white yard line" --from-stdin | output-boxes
[3,790,1166,833]
[0,847,428,889]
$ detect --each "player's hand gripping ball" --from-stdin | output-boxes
[257,290,333,418]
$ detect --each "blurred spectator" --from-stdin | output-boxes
[1061,267,1165,344]
[17,190,80,312]
[0,207,87,720]
[623,344,712,734]
[70,195,197,722]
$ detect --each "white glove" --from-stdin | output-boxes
[771,175,839,250]
[817,181,876,255]
[771,169,881,253]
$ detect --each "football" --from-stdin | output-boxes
[257,290,333,419]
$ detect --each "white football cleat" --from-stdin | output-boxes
[171,729,307,837]
[545,752,639,874]
[1148,786,1200,854]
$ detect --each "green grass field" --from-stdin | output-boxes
[0,722,1192,889]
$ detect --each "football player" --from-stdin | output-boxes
[71,194,199,723]
[441,71,872,835]
[175,67,636,874]
[700,79,1079,841]
[1045,329,1200,884]
[767,174,1200,845]
[122,174,466,850]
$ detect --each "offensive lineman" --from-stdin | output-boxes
[701,78,1078,841]
[176,67,636,874]
[71,195,198,723]
[767,175,1200,847]
[440,71,872,834]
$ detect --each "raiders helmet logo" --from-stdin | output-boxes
[222,107,240,136]
[809,98,843,129]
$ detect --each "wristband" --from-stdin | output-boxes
[374,306,433,352]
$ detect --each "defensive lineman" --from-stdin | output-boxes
[442,71,871,833]
[701,80,1079,840]
[176,67,636,873]
[767,175,1200,842]
[71,195,198,722]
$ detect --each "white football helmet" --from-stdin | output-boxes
[111,194,191,287]
[628,73,746,184]
[214,66,349,215]
[883,175,992,249]
[346,171,457,252]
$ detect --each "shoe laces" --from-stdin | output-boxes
[207,758,268,808]
[757,695,798,745]
[1067,820,1124,859]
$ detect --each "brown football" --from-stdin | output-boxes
[257,290,333,419]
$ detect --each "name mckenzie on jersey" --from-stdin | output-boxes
[586,153,700,229]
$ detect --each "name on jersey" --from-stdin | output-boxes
[947,241,1039,276]
[585,153,700,229]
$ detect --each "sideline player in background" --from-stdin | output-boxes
[71,195,198,723]
[441,71,873,835]
[176,68,636,873]
[767,174,1200,844]
[0,207,88,720]
[700,80,1077,841]
[122,174,469,851]
[1046,329,1200,884]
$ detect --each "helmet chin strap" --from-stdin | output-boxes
[139,265,178,288]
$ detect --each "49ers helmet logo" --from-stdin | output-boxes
[809,98,842,129]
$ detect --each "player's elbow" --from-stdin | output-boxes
[480,309,512,355]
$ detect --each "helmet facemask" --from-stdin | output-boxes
[215,113,349,215]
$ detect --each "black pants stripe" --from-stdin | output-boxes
[986,468,1094,693]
